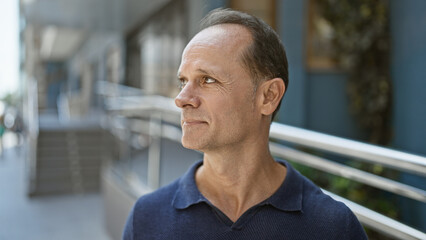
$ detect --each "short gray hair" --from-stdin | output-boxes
[200,8,289,120]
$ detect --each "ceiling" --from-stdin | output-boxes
[21,0,171,60]
[39,26,85,61]
[21,0,171,32]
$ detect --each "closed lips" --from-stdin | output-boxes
[183,120,207,125]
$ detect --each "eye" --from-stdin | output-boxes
[178,78,188,89]
[203,77,216,84]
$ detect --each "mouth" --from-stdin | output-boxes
[182,119,207,126]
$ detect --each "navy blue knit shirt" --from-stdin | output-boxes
[123,160,367,239]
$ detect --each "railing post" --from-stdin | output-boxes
[147,112,162,189]
[26,77,39,196]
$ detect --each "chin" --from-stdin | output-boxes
[181,131,208,150]
[181,138,203,151]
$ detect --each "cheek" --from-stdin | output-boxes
[206,83,255,123]
[211,97,254,127]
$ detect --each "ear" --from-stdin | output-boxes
[258,78,285,116]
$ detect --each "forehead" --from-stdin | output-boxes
[187,24,252,52]
[179,24,252,74]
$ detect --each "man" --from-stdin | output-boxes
[123,8,367,239]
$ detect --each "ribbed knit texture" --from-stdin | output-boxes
[123,160,367,240]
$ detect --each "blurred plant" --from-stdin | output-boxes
[297,0,396,230]
[291,157,400,240]
[317,0,392,145]
[1,92,21,108]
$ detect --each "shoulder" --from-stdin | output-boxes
[299,173,367,238]
[123,179,180,240]
[133,178,180,215]
[301,176,348,215]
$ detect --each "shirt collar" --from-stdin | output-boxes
[172,160,304,212]
[263,160,304,212]
[172,160,207,209]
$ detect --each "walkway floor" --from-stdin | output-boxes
[0,146,112,240]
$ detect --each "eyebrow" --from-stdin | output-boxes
[177,68,223,79]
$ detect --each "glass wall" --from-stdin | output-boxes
[125,0,187,97]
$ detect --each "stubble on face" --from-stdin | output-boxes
[177,24,259,153]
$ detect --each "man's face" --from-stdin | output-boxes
[175,24,261,152]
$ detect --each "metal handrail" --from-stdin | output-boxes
[324,190,426,240]
[102,95,426,239]
[114,112,426,203]
[270,143,426,203]
[105,95,426,178]
[104,95,179,114]
[270,123,426,177]
[95,80,145,98]
[104,96,426,190]
[113,111,426,202]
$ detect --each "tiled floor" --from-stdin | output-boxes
[0,146,112,240]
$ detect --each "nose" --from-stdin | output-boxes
[175,82,201,109]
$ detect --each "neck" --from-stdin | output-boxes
[195,138,286,222]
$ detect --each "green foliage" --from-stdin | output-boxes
[317,0,392,145]
[1,92,21,108]
[290,157,400,240]
[308,3,396,236]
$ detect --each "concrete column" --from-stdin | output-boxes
[276,0,308,127]
[390,0,426,232]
